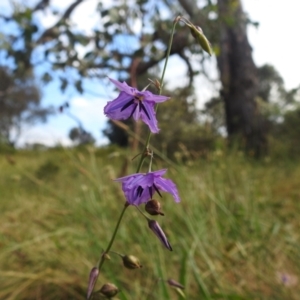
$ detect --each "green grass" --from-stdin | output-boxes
[0,147,299,299]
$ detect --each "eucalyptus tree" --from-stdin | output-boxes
[0,0,264,154]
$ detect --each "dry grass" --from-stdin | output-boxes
[0,147,299,299]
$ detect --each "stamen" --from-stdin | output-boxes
[140,103,151,119]
[129,104,138,118]
[121,99,134,111]
[153,184,162,198]
[149,186,153,198]
[136,186,144,197]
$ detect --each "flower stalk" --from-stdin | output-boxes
[87,16,191,299]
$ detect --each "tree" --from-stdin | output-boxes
[69,127,95,145]
[1,0,263,153]
[216,0,267,156]
[0,67,51,146]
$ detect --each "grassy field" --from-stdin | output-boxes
[0,146,299,299]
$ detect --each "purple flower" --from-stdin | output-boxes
[104,78,170,133]
[115,169,180,205]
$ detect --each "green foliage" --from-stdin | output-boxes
[35,160,60,180]
[69,127,96,146]
[0,148,300,299]
[151,86,218,157]
[0,0,216,92]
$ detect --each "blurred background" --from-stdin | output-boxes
[0,0,299,299]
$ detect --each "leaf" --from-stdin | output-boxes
[75,80,83,94]
[41,72,53,84]
[60,77,68,92]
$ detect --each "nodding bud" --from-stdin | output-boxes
[99,283,119,298]
[103,253,111,260]
[189,25,213,56]
[167,278,185,289]
[86,267,99,300]
[145,199,164,216]
[122,255,142,269]
[148,220,172,251]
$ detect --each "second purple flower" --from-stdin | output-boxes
[104,77,170,133]
[115,169,180,206]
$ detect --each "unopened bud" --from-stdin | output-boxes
[87,267,99,300]
[167,279,185,298]
[167,278,185,289]
[148,220,172,251]
[122,255,142,269]
[100,283,119,298]
[145,199,164,216]
[103,253,111,260]
[189,25,213,56]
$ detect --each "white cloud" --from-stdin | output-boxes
[244,0,300,90]
[17,124,72,147]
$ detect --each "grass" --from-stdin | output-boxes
[0,146,299,299]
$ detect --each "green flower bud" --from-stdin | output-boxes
[99,283,119,298]
[122,255,142,269]
[145,199,164,216]
[189,25,213,56]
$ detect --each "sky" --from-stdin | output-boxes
[1,0,300,147]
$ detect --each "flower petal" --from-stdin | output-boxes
[104,92,136,120]
[139,101,159,133]
[154,177,180,202]
[143,91,170,103]
[108,77,136,95]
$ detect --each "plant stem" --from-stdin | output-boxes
[136,19,179,172]
[91,17,180,299]
[97,203,129,270]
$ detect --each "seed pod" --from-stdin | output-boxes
[99,283,119,298]
[145,199,164,216]
[122,255,142,269]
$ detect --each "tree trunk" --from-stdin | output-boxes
[217,0,267,157]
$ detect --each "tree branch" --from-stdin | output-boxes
[36,0,86,44]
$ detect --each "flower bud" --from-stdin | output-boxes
[189,25,213,56]
[87,267,99,300]
[122,255,142,269]
[148,220,172,251]
[145,199,164,216]
[167,278,184,289]
[103,253,111,260]
[167,279,185,298]
[99,283,119,298]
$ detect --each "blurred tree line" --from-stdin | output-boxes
[0,0,299,157]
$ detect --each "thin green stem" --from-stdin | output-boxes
[90,17,180,300]
[136,19,179,172]
[97,203,129,270]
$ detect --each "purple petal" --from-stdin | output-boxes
[104,92,136,120]
[154,177,180,202]
[142,91,170,103]
[125,185,152,205]
[115,170,167,183]
[139,101,159,133]
[151,169,168,177]
[108,77,136,95]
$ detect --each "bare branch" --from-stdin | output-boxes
[36,0,86,44]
